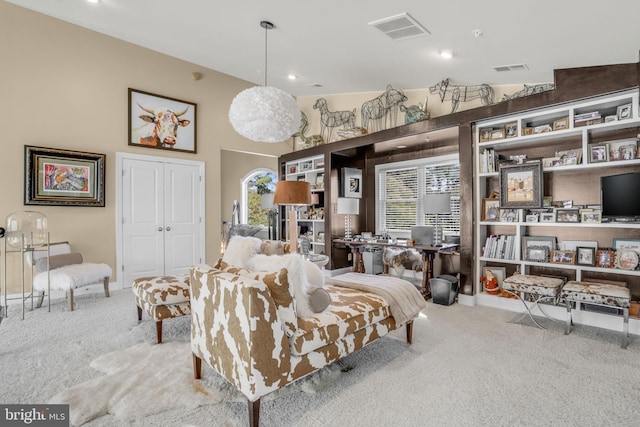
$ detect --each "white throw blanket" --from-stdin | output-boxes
[326,273,426,325]
[33,263,112,291]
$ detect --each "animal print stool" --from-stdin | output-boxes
[132,274,191,343]
[502,274,565,329]
[561,281,631,348]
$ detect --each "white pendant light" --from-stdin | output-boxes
[229,21,301,143]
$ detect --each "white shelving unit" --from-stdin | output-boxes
[472,89,640,331]
[284,155,326,254]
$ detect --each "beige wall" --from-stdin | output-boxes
[1,2,291,292]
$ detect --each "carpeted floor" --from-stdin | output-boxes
[1,288,639,426]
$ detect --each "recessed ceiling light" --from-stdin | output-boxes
[87,0,99,3]
[396,145,407,149]
[439,50,454,59]
[288,74,297,80]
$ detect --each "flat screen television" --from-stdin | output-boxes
[601,172,640,219]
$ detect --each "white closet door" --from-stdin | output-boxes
[163,162,201,276]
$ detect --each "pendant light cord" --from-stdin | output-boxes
[264,23,268,86]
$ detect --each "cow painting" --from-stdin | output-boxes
[137,103,191,148]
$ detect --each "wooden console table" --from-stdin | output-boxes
[333,239,458,298]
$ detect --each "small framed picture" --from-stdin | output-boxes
[589,144,609,163]
[596,249,615,268]
[499,208,519,222]
[617,103,632,120]
[580,211,601,223]
[526,246,550,262]
[499,162,543,209]
[534,124,552,134]
[615,249,639,270]
[619,144,637,160]
[556,209,580,223]
[550,249,576,265]
[522,127,534,136]
[543,196,553,207]
[479,128,492,142]
[522,236,557,257]
[504,122,518,138]
[490,129,505,140]
[552,117,569,131]
[300,161,313,172]
[526,214,539,223]
[316,232,325,243]
[482,198,501,221]
[540,211,556,223]
[288,164,298,174]
[576,247,596,266]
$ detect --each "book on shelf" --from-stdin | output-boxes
[574,111,600,121]
[483,234,516,260]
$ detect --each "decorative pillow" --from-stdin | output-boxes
[308,287,331,313]
[304,260,324,289]
[222,236,262,269]
[260,240,286,255]
[35,252,83,273]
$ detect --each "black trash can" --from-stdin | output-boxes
[430,274,459,306]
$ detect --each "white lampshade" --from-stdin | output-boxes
[337,198,359,215]
[261,193,275,209]
[229,86,301,143]
[423,193,451,214]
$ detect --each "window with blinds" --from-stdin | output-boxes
[377,155,460,234]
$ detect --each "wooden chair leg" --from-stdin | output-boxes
[193,354,202,379]
[406,321,414,344]
[103,277,110,298]
[156,320,163,344]
[248,399,260,427]
[68,289,75,311]
[137,305,143,321]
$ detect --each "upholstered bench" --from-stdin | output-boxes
[561,281,631,348]
[132,274,190,343]
[502,274,565,328]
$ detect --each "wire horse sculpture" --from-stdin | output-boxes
[361,84,408,132]
[502,83,555,101]
[313,98,356,142]
[429,78,494,113]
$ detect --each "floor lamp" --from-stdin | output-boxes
[422,193,451,246]
[273,181,311,254]
[260,193,279,241]
[337,197,359,240]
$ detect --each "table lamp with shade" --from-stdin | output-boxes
[337,197,359,240]
[273,181,311,253]
[422,193,451,246]
[260,192,279,241]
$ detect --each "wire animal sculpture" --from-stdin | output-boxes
[361,84,408,132]
[293,111,324,148]
[313,98,356,142]
[502,83,555,101]
[429,78,494,113]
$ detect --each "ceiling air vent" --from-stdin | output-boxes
[368,12,431,40]
[492,63,529,72]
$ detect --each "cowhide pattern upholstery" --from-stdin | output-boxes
[561,281,631,308]
[502,274,564,297]
[383,247,423,277]
[189,263,400,406]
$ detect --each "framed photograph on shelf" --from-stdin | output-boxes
[612,238,640,255]
[300,161,313,172]
[555,208,580,223]
[576,247,596,266]
[490,129,505,140]
[482,198,500,221]
[615,249,639,270]
[24,145,106,207]
[619,144,637,160]
[521,235,557,257]
[128,88,197,154]
[552,117,569,131]
[540,211,556,223]
[504,122,518,138]
[522,127,534,136]
[525,246,550,262]
[499,208,519,222]
[499,162,543,209]
[550,249,576,265]
[340,167,362,198]
[596,249,615,268]
[288,164,298,174]
[589,144,609,163]
[580,211,601,223]
[479,128,492,142]
[617,103,632,120]
[560,240,598,251]
[314,172,324,189]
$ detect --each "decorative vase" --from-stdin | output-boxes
[5,211,48,249]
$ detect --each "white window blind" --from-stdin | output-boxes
[377,155,460,234]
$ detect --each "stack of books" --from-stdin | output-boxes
[479,148,498,174]
[574,111,603,127]
[483,234,516,260]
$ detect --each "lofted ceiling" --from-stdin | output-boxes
[6,0,640,97]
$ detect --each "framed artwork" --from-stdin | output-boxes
[522,127,534,136]
[596,249,615,268]
[552,117,569,131]
[315,172,324,185]
[521,236,557,258]
[555,208,580,223]
[560,240,598,251]
[615,249,639,270]
[526,214,539,223]
[576,247,596,266]
[288,164,298,174]
[612,238,640,256]
[504,122,518,138]
[617,103,632,120]
[300,161,313,171]
[589,143,609,163]
[540,211,556,223]
[525,246,550,262]
[499,162,543,209]
[482,198,500,221]
[490,129,505,140]
[24,145,105,207]
[619,144,637,160]
[550,249,576,265]
[340,167,362,198]
[128,88,197,154]
[499,208,519,222]
[479,128,491,142]
[580,211,601,223]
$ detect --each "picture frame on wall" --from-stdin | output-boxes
[340,167,362,198]
[128,88,197,154]
[24,145,106,207]
[499,161,543,209]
